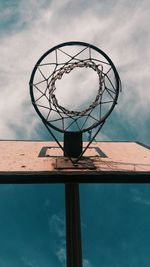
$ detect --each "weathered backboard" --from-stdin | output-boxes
[0,141,150,183]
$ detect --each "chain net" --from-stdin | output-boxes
[30,44,119,133]
[49,60,104,116]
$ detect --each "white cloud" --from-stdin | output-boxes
[83,258,92,267]
[21,257,36,267]
[56,247,66,266]
[48,213,66,266]
[131,187,150,206]
[49,213,65,238]
[132,194,150,206]
[0,0,150,143]
[133,195,150,206]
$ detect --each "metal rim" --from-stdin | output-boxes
[30,41,120,133]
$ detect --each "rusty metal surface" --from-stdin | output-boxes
[0,141,150,175]
[56,158,96,170]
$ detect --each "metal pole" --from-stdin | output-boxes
[65,183,83,267]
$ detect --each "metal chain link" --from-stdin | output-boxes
[48,60,105,116]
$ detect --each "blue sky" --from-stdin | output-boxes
[1,184,150,267]
[0,0,150,267]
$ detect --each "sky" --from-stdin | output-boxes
[0,0,150,267]
[0,0,150,144]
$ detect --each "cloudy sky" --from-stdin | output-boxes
[0,0,150,267]
[0,0,150,144]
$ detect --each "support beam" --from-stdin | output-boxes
[65,183,83,267]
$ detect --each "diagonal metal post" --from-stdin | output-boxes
[65,183,83,267]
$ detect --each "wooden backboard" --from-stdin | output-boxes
[0,140,150,183]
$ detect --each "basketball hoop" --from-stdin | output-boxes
[29,41,121,163]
